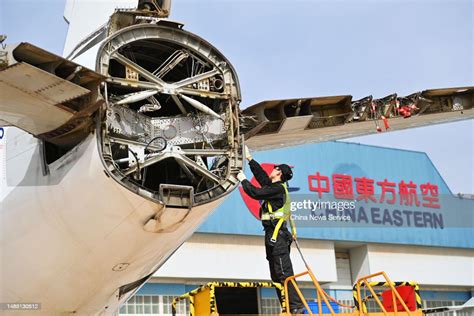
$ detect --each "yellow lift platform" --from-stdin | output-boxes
[172,239,425,316]
[172,272,423,316]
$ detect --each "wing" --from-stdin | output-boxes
[0,42,104,146]
[241,87,474,151]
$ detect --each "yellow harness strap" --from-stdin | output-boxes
[266,183,297,242]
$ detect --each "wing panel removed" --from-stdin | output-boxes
[0,79,74,135]
[0,62,90,105]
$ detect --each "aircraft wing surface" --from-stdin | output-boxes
[0,43,104,144]
[241,87,473,150]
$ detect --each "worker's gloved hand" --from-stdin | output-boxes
[244,145,253,161]
[292,234,297,241]
[236,171,247,182]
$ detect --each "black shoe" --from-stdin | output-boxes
[290,306,305,315]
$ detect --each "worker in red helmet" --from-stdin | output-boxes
[237,146,304,314]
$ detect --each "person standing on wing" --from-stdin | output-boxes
[237,146,304,314]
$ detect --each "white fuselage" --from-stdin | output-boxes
[0,1,243,313]
[0,128,224,315]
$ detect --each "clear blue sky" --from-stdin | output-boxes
[1,0,472,193]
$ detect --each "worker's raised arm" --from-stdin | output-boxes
[241,179,282,200]
[248,159,272,186]
[244,145,272,186]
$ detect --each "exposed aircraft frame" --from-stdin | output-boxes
[0,0,472,315]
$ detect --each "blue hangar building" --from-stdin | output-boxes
[120,141,473,315]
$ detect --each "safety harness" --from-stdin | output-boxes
[260,183,297,242]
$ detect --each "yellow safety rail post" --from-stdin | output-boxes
[282,240,355,316]
[354,271,420,316]
[284,271,314,315]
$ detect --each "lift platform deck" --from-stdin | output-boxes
[172,270,425,316]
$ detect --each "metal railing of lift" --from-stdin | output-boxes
[282,240,355,315]
[354,271,417,316]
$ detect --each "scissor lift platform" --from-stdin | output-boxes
[172,240,426,315]
[171,272,425,316]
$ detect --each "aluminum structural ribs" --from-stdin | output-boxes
[96,23,243,208]
[241,87,474,140]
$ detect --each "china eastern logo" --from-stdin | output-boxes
[239,163,299,220]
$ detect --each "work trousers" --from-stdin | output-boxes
[264,226,303,311]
